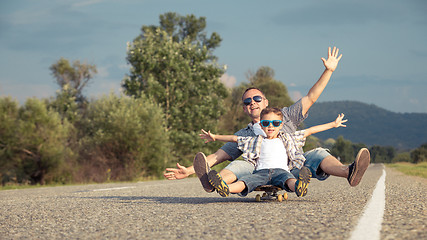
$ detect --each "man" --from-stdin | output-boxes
[164,46,371,192]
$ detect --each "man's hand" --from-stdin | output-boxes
[164,163,191,180]
[321,46,342,72]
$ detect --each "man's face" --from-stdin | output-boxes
[242,89,268,122]
[261,112,283,139]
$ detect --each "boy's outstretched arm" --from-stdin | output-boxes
[200,129,238,143]
[301,46,343,116]
[304,113,347,137]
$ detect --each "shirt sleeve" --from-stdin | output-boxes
[281,99,308,133]
[220,127,254,160]
[292,130,306,148]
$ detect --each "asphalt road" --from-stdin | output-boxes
[1,164,426,239]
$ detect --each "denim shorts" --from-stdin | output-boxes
[223,160,255,180]
[291,147,331,181]
[225,147,332,182]
[238,168,296,196]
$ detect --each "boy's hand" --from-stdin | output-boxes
[321,46,342,72]
[200,129,216,143]
[333,113,348,128]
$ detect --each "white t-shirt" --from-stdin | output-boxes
[256,138,289,171]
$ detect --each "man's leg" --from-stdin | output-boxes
[318,155,348,178]
[221,160,255,184]
[299,147,371,186]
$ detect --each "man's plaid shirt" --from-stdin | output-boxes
[236,130,306,170]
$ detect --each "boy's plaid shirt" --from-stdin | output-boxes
[237,130,306,170]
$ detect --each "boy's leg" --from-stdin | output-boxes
[295,167,312,197]
[228,181,246,194]
[221,160,255,184]
[208,170,230,197]
[271,168,311,197]
[208,169,269,197]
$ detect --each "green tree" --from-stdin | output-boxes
[79,94,171,181]
[140,12,221,55]
[392,152,411,163]
[411,143,427,163]
[123,24,227,163]
[50,58,97,104]
[369,145,396,163]
[2,98,72,185]
[330,136,355,163]
[0,97,20,184]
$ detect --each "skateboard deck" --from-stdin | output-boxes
[254,185,288,202]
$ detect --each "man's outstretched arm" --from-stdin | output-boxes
[163,149,231,180]
[301,46,342,116]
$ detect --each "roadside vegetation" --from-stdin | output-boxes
[1,12,426,189]
[387,162,427,179]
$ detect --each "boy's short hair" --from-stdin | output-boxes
[260,107,283,119]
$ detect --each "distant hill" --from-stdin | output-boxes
[302,101,427,150]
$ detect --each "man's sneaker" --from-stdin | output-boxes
[295,166,311,197]
[348,148,371,187]
[193,152,214,192]
[207,170,230,197]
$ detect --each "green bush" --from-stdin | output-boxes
[79,94,170,181]
[1,97,72,185]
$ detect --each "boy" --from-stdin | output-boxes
[200,107,347,197]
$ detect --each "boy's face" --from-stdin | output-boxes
[260,112,283,139]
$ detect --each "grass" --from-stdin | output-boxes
[386,162,427,179]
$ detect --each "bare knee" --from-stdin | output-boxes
[219,169,237,184]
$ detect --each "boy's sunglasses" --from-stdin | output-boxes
[260,120,283,128]
[243,95,263,105]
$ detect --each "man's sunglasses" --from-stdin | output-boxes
[243,95,263,105]
[260,120,283,128]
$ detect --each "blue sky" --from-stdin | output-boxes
[1,0,426,113]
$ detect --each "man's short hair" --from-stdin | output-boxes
[241,87,266,100]
[260,107,283,119]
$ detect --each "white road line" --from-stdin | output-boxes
[349,167,386,240]
[92,186,136,192]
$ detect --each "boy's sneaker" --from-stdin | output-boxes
[193,152,214,193]
[295,166,311,197]
[348,148,371,187]
[207,170,230,197]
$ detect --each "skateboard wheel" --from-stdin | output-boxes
[277,194,283,202]
[255,194,261,202]
[283,192,288,200]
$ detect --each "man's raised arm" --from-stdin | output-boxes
[301,46,342,116]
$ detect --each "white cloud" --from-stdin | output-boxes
[220,73,236,88]
[290,91,303,102]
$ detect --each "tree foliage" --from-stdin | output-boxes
[411,143,427,163]
[123,14,228,163]
[79,94,171,181]
[140,12,221,55]
[50,58,97,104]
[0,98,72,184]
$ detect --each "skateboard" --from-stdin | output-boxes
[254,185,288,202]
